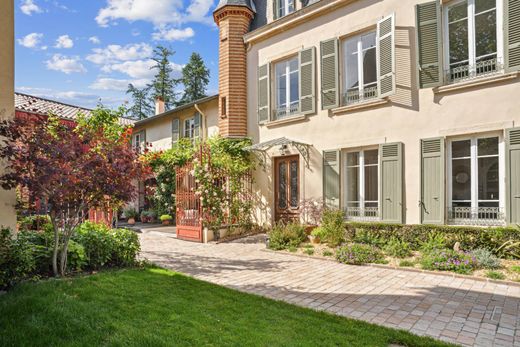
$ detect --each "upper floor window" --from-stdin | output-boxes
[133,132,143,153]
[274,56,299,120]
[275,0,295,19]
[342,31,378,105]
[184,117,196,139]
[444,0,501,84]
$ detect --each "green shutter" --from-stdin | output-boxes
[416,1,443,88]
[320,38,339,110]
[377,14,396,98]
[193,113,201,139]
[258,64,270,124]
[420,137,445,224]
[505,0,520,71]
[299,47,316,115]
[172,118,180,144]
[323,150,340,209]
[506,127,520,224]
[379,142,403,223]
[273,0,279,20]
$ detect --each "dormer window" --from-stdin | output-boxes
[274,0,295,19]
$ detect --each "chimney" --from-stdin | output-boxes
[213,1,254,138]
[155,97,165,115]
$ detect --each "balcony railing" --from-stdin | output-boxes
[446,58,502,85]
[342,85,378,106]
[344,207,379,222]
[447,207,505,226]
[274,103,300,120]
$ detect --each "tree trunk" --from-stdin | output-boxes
[50,214,60,277]
[59,235,70,277]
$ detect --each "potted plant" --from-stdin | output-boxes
[140,210,149,223]
[124,207,138,225]
[309,227,324,244]
[147,210,157,223]
[160,214,173,225]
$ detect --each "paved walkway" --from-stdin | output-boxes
[139,231,520,347]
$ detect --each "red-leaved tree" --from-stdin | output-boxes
[0,107,142,276]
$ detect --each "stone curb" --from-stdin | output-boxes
[262,248,520,288]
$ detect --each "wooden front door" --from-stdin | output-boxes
[275,155,300,222]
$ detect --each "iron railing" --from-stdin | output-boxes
[447,207,505,226]
[344,206,379,221]
[342,85,378,106]
[274,103,300,119]
[446,58,502,85]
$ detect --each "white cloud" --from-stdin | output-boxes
[152,27,194,41]
[101,59,183,79]
[20,0,42,15]
[88,36,101,44]
[86,43,153,65]
[95,0,213,27]
[46,54,86,74]
[89,77,149,91]
[17,32,44,49]
[55,35,74,49]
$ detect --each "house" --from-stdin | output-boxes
[130,95,219,211]
[0,0,15,230]
[212,0,520,227]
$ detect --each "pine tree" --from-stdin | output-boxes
[180,52,210,105]
[149,46,179,110]
[126,84,153,120]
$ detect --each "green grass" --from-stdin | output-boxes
[486,270,506,280]
[322,250,334,257]
[510,265,520,273]
[399,260,415,268]
[0,267,453,347]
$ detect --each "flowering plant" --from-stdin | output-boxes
[420,249,478,274]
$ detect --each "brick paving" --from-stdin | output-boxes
[140,231,520,347]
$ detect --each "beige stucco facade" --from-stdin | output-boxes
[245,0,520,226]
[0,0,16,229]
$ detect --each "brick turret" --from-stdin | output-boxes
[213,1,254,138]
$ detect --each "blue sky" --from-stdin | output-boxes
[15,0,220,109]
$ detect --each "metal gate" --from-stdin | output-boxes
[176,161,203,242]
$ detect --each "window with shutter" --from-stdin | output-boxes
[323,150,340,209]
[274,56,300,119]
[258,64,270,123]
[172,118,180,144]
[377,14,396,98]
[299,47,316,115]
[193,113,201,139]
[505,0,520,71]
[420,138,445,224]
[505,128,520,224]
[320,38,339,110]
[416,1,443,88]
[379,142,403,223]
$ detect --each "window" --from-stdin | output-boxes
[276,0,295,19]
[444,0,502,83]
[344,149,379,220]
[221,96,227,117]
[448,135,504,225]
[274,56,299,119]
[184,118,195,139]
[133,133,142,153]
[342,31,378,105]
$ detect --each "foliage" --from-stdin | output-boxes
[353,229,383,247]
[110,228,140,267]
[148,46,179,109]
[299,198,324,226]
[470,248,501,269]
[399,260,415,267]
[268,222,307,250]
[179,52,210,104]
[126,84,153,120]
[511,265,520,273]
[315,209,345,247]
[420,233,446,253]
[66,240,87,272]
[420,249,477,274]
[322,250,334,257]
[123,207,138,219]
[74,222,114,270]
[304,247,315,256]
[486,271,506,280]
[383,237,412,258]
[0,229,36,290]
[160,214,173,222]
[336,243,385,265]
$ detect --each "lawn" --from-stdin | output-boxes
[0,267,452,347]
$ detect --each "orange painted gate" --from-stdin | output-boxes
[175,161,203,242]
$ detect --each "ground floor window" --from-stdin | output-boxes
[344,148,379,220]
[448,134,504,225]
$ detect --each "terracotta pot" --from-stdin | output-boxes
[162,220,170,225]
[309,235,320,244]
[127,217,135,225]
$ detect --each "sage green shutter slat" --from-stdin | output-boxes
[172,118,180,144]
[377,14,396,98]
[506,127,520,224]
[299,47,316,115]
[273,0,279,20]
[193,113,201,139]
[258,64,270,124]
[320,38,339,110]
[505,0,520,71]
[323,150,340,209]
[416,1,443,88]
[420,137,445,224]
[379,142,403,223]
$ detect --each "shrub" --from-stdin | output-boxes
[18,215,51,232]
[317,209,345,247]
[0,228,36,290]
[353,229,383,247]
[322,250,334,257]
[74,222,114,269]
[511,265,520,273]
[66,240,87,272]
[123,208,138,219]
[268,222,307,250]
[336,243,385,265]
[110,228,140,267]
[471,248,501,269]
[160,214,173,222]
[399,260,415,267]
[420,249,477,274]
[383,237,412,258]
[486,271,506,280]
[420,232,446,253]
[304,247,315,256]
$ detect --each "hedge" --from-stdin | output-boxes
[345,222,520,259]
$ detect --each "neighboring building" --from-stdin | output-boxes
[0,0,16,230]
[213,0,520,227]
[130,95,219,211]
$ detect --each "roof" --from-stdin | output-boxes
[214,0,256,13]
[246,137,311,151]
[134,94,219,127]
[15,92,135,126]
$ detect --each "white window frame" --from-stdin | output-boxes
[277,0,295,18]
[133,133,141,153]
[447,131,505,223]
[184,117,195,139]
[341,31,378,105]
[442,0,504,78]
[342,147,380,220]
[273,56,300,120]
